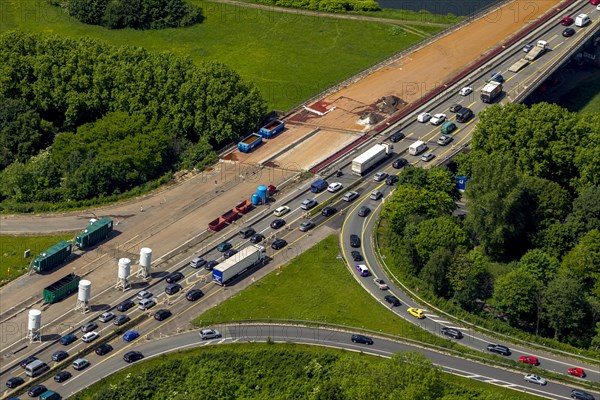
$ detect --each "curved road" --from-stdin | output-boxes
[34,324,592,399]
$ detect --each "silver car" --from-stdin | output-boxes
[299,221,316,232]
[200,329,221,340]
[524,374,547,385]
[421,153,435,162]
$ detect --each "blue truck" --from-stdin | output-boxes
[259,120,285,139]
[238,133,263,153]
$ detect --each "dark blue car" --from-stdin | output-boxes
[60,334,77,345]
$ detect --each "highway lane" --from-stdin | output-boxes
[2,0,599,394]
[34,324,592,399]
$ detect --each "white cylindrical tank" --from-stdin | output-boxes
[118,258,131,279]
[78,280,91,302]
[28,309,42,331]
[140,248,152,267]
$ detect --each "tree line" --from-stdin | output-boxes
[253,0,381,13]
[0,31,266,210]
[49,0,203,29]
[71,346,519,399]
[380,102,600,351]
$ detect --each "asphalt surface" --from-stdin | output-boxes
[20,324,597,399]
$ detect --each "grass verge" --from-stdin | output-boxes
[195,235,455,347]
[0,234,75,283]
[2,1,444,111]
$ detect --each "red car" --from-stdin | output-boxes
[519,355,540,366]
[568,367,586,378]
[591,0,600,5]
[267,185,277,195]
[560,16,574,26]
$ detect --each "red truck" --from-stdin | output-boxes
[208,216,227,231]
[221,209,239,223]
[235,200,253,214]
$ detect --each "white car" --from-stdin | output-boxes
[524,374,547,385]
[273,206,290,217]
[430,113,446,125]
[417,112,431,123]
[99,311,115,323]
[200,329,221,340]
[81,331,99,343]
[328,182,343,193]
[373,278,388,290]
[343,191,359,202]
[459,87,473,96]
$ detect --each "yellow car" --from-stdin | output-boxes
[407,307,425,319]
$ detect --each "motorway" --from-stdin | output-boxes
[20,324,600,399]
[2,1,600,398]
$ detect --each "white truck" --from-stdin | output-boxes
[212,244,266,285]
[351,143,393,176]
[524,40,548,61]
[480,81,503,103]
[408,140,427,156]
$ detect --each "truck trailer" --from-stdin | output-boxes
[351,143,393,176]
[480,82,503,103]
[212,244,266,285]
[524,40,548,61]
[238,133,262,153]
[208,216,228,231]
[75,217,113,249]
[259,120,285,139]
[32,241,73,273]
[43,273,80,303]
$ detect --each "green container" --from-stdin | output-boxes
[32,241,72,273]
[43,273,80,304]
[75,217,113,249]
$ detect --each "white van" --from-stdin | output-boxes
[575,13,590,27]
[409,141,427,155]
[138,298,156,310]
[25,360,49,377]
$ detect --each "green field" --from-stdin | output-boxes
[1,0,446,111]
[71,343,538,400]
[195,235,455,347]
[0,234,75,283]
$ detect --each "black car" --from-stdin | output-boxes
[271,219,286,229]
[351,334,373,345]
[384,295,401,307]
[165,283,182,295]
[562,27,575,37]
[186,289,204,301]
[113,314,131,326]
[52,350,69,362]
[217,241,233,252]
[154,309,172,321]
[81,322,98,333]
[449,103,462,113]
[386,175,399,185]
[60,333,77,345]
[389,131,405,142]
[250,233,264,244]
[27,384,47,397]
[393,158,408,169]
[571,389,595,400]
[19,355,38,368]
[349,234,361,248]
[272,239,287,250]
[223,249,238,258]
[95,343,113,356]
[123,351,144,363]
[6,376,24,389]
[441,327,463,339]
[357,206,370,217]
[487,343,511,356]
[205,260,219,270]
[165,271,184,283]
[351,251,363,261]
[54,370,72,383]
[321,206,337,217]
[117,299,135,312]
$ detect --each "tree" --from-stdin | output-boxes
[448,248,492,311]
[559,230,600,295]
[420,247,454,297]
[408,215,469,265]
[543,274,587,341]
[518,248,559,284]
[491,268,540,327]
[68,0,110,25]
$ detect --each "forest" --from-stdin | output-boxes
[251,0,381,12]
[380,102,600,352]
[71,345,531,400]
[0,31,266,211]
[51,0,203,29]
